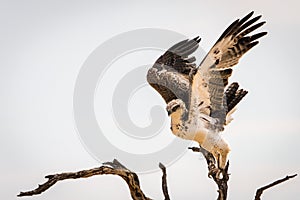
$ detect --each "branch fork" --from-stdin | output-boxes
[18,153,297,200]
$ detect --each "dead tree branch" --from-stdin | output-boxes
[159,163,170,200]
[254,174,297,200]
[18,159,152,200]
[18,156,297,200]
[189,146,229,200]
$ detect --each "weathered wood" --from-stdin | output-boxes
[17,156,297,200]
[18,159,152,200]
[159,163,170,200]
[189,146,229,200]
[254,174,297,200]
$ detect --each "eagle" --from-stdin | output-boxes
[147,11,267,176]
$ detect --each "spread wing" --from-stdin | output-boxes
[191,11,267,127]
[147,36,201,106]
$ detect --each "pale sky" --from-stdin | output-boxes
[1,0,300,199]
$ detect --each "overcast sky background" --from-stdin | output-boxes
[1,0,300,199]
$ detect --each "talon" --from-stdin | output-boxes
[208,167,226,179]
[216,169,222,179]
[208,168,221,178]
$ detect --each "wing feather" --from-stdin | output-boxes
[147,37,201,105]
[147,12,266,129]
[191,12,266,127]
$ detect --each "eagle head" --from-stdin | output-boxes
[166,99,186,116]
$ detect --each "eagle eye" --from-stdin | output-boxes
[171,104,180,112]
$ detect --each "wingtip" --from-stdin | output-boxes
[231,82,239,87]
[243,90,249,95]
[245,11,255,19]
[257,21,267,28]
[261,31,268,36]
[253,15,262,21]
[193,36,201,43]
[233,18,240,24]
[248,40,259,48]
[250,31,268,41]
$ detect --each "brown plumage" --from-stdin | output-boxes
[147,11,267,126]
[147,11,267,172]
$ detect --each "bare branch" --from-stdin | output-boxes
[159,163,170,200]
[18,159,152,200]
[17,155,297,200]
[189,146,229,200]
[254,174,297,200]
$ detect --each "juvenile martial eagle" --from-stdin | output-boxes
[147,11,267,175]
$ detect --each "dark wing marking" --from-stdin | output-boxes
[214,12,267,69]
[192,11,266,127]
[225,82,248,113]
[147,37,201,105]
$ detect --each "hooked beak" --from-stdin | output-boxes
[167,110,171,116]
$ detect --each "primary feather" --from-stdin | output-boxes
[147,11,267,171]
